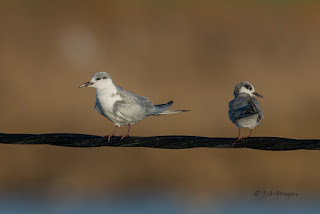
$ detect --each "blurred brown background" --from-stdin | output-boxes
[0,0,320,200]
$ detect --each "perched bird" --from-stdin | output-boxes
[228,81,263,143]
[79,72,188,142]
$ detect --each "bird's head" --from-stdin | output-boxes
[79,72,113,89]
[234,81,263,98]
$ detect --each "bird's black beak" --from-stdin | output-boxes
[78,81,93,88]
[253,92,263,98]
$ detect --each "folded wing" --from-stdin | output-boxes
[228,96,263,123]
[113,87,155,122]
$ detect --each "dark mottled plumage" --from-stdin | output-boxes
[228,81,263,129]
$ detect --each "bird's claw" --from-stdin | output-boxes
[119,135,129,141]
[233,137,242,144]
[103,135,114,143]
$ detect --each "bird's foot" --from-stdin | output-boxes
[102,135,114,143]
[119,135,130,141]
[233,137,242,144]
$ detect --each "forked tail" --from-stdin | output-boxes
[148,101,189,116]
[159,109,189,115]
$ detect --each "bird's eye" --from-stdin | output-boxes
[249,87,252,90]
[96,78,101,81]
[102,76,107,79]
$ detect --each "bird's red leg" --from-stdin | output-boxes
[243,129,253,139]
[233,128,242,144]
[120,123,131,141]
[103,126,118,143]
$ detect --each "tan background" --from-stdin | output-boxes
[0,0,320,199]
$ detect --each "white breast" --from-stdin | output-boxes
[235,114,260,129]
[95,85,122,122]
[97,90,121,110]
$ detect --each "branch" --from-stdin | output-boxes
[0,133,319,151]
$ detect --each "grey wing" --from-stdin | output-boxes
[228,96,262,123]
[251,97,263,122]
[114,87,155,122]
